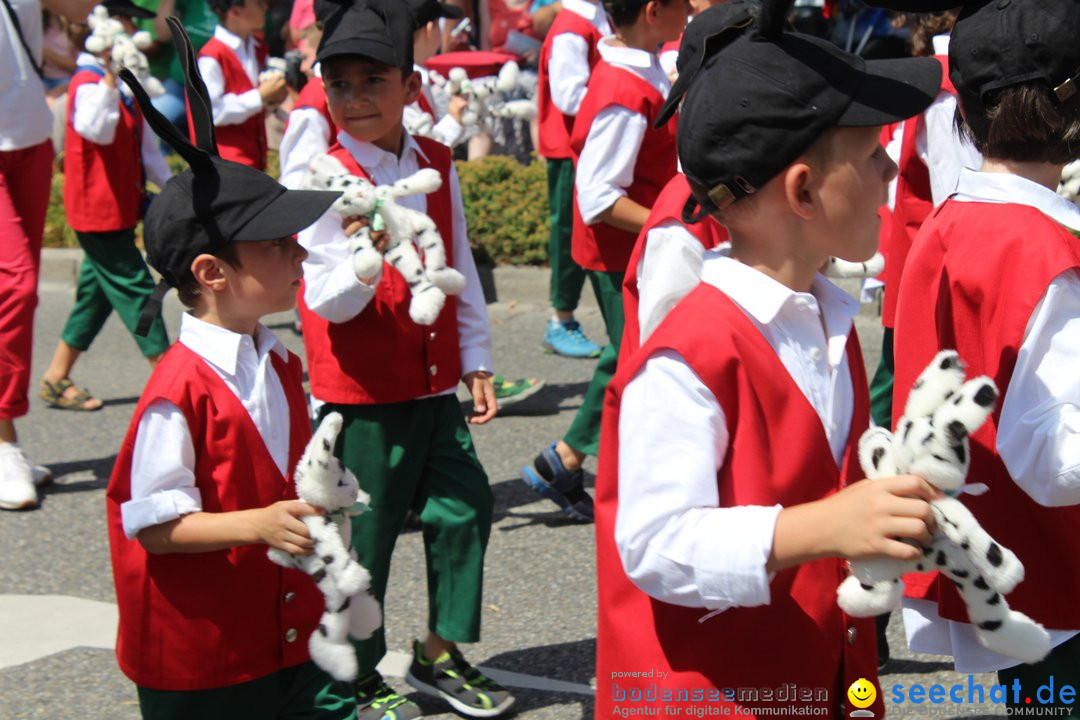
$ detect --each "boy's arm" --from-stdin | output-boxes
[279,107,332,189]
[298,209,380,323]
[71,78,122,145]
[549,32,591,115]
[997,268,1080,507]
[448,162,494,377]
[575,105,650,234]
[197,54,263,126]
[140,117,173,190]
[636,222,706,344]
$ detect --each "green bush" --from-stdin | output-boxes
[455,154,548,266]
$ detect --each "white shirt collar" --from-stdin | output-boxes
[213,24,256,53]
[335,128,430,171]
[954,168,1080,233]
[597,36,657,69]
[562,0,602,23]
[179,313,287,377]
[932,34,950,56]
[700,249,859,330]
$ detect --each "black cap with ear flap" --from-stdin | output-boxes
[118,17,341,336]
[314,0,352,25]
[654,0,759,128]
[753,0,790,40]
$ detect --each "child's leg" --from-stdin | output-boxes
[562,270,626,457]
[56,241,115,356]
[546,157,586,319]
[417,395,494,647]
[72,229,170,357]
[997,633,1080,718]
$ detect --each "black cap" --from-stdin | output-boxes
[676,0,941,220]
[409,0,462,27]
[656,0,760,127]
[950,0,1080,113]
[317,0,415,69]
[103,0,157,19]
[117,17,338,334]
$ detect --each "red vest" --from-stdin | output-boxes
[63,69,144,233]
[290,75,337,139]
[596,282,881,719]
[620,173,728,357]
[106,342,323,690]
[881,55,954,328]
[297,136,462,404]
[569,60,678,272]
[195,36,269,170]
[536,9,603,160]
[894,200,1080,629]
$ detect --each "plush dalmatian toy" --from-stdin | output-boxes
[301,153,466,326]
[267,412,382,682]
[836,351,1051,664]
[426,62,537,131]
[84,5,164,98]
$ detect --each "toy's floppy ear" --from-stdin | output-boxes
[755,0,792,40]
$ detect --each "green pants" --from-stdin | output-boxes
[563,269,625,456]
[870,327,894,428]
[62,229,169,357]
[998,632,1080,718]
[319,395,494,676]
[136,661,353,720]
[547,157,586,313]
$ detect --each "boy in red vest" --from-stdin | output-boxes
[296,1,514,717]
[520,0,686,521]
[197,0,287,169]
[104,19,347,719]
[594,1,943,716]
[536,0,609,358]
[39,0,172,414]
[892,0,1080,711]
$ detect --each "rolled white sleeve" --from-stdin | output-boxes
[140,117,173,190]
[616,350,781,610]
[448,163,493,375]
[121,399,203,539]
[549,32,591,116]
[636,221,706,343]
[431,114,465,148]
[298,208,380,324]
[198,55,264,126]
[575,105,646,226]
[72,82,121,144]
[279,107,332,189]
[998,268,1080,507]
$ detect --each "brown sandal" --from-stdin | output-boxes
[40,378,103,411]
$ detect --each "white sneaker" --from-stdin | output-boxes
[0,443,42,510]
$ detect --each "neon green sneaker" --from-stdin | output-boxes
[492,375,545,407]
[354,671,421,720]
[405,641,515,718]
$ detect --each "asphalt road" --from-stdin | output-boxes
[0,255,1005,719]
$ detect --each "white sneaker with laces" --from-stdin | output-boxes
[0,443,43,510]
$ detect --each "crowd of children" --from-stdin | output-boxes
[4,0,1080,717]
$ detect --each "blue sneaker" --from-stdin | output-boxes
[543,317,602,358]
[519,442,594,522]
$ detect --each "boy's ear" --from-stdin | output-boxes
[403,70,422,105]
[783,162,817,220]
[191,253,229,293]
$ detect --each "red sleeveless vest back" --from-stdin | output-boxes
[536,9,603,160]
[194,37,269,170]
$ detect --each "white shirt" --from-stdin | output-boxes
[617,250,859,610]
[1,0,53,150]
[69,53,172,190]
[547,0,610,116]
[298,129,493,385]
[575,37,670,225]
[902,168,1080,671]
[120,314,293,539]
[279,66,329,190]
[402,65,466,149]
[196,25,264,127]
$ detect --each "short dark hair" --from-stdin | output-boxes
[957,82,1080,165]
[174,243,243,308]
[207,0,244,22]
[603,0,674,29]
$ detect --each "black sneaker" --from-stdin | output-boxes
[405,641,515,718]
[519,442,594,522]
[355,671,422,720]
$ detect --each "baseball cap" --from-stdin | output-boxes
[676,0,941,220]
[949,0,1080,113]
[409,0,463,27]
[102,0,156,19]
[118,17,339,334]
[317,0,415,69]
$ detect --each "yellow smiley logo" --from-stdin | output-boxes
[847,678,877,709]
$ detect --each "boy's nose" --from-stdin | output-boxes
[293,237,309,263]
